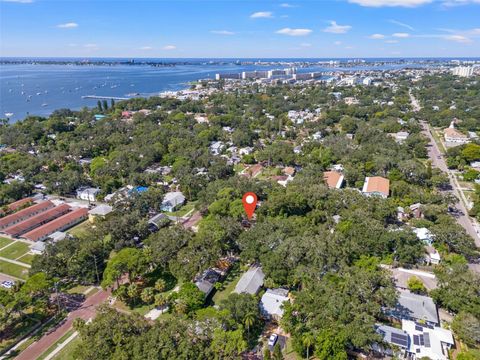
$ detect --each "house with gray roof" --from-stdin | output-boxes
[389,289,439,326]
[233,266,265,295]
[160,191,185,212]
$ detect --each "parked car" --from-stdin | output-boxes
[268,334,278,347]
[1,280,15,289]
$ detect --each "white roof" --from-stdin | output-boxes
[88,204,113,216]
[260,289,289,317]
[402,320,453,360]
[413,227,433,241]
[162,191,185,206]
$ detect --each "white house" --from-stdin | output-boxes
[413,227,434,245]
[260,288,289,320]
[425,245,441,265]
[239,147,254,156]
[161,191,186,212]
[444,127,469,144]
[402,320,454,360]
[210,141,225,155]
[76,187,100,202]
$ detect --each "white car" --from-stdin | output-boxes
[1,280,15,289]
[268,334,278,347]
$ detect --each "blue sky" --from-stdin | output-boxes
[1,0,479,58]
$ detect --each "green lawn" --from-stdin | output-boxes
[0,237,14,250]
[67,221,91,238]
[0,241,30,260]
[0,260,29,279]
[166,201,197,217]
[52,336,81,360]
[212,264,242,305]
[17,253,35,265]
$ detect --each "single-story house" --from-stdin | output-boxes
[195,268,224,298]
[76,187,100,202]
[148,213,168,232]
[161,191,186,212]
[444,127,469,144]
[210,141,225,155]
[260,288,289,320]
[323,171,344,189]
[88,204,113,222]
[389,289,439,327]
[401,320,454,360]
[362,176,390,198]
[234,266,265,295]
[374,324,409,356]
[413,227,434,245]
[425,246,441,265]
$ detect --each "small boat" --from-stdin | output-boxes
[36,92,41,95]
[41,103,48,107]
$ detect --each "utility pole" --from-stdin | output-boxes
[93,254,100,284]
[54,281,61,315]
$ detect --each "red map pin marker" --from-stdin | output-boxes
[242,192,258,220]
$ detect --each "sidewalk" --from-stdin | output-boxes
[13,289,109,360]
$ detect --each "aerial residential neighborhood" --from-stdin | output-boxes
[1,1,480,360]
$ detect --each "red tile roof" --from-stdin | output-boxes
[0,198,33,215]
[0,201,55,229]
[22,208,88,242]
[3,204,71,237]
[323,171,344,189]
[363,176,390,197]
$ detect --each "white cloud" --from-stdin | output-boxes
[392,32,410,38]
[444,34,472,43]
[388,19,414,31]
[276,28,312,36]
[211,30,235,35]
[250,11,273,18]
[349,0,432,7]
[163,45,176,50]
[323,21,352,34]
[300,42,312,47]
[139,46,153,50]
[369,33,385,39]
[385,39,399,43]
[334,41,342,45]
[345,46,355,49]
[442,0,480,6]
[2,0,34,3]
[280,3,296,7]
[57,22,79,29]
[84,44,99,50]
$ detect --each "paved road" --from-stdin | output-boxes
[14,289,109,360]
[421,121,480,247]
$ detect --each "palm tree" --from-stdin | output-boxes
[154,278,166,293]
[243,312,256,338]
[302,332,315,359]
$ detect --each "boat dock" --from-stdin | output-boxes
[82,95,130,100]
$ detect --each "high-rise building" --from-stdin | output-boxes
[452,66,474,77]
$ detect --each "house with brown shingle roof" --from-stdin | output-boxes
[323,171,344,189]
[362,176,390,198]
